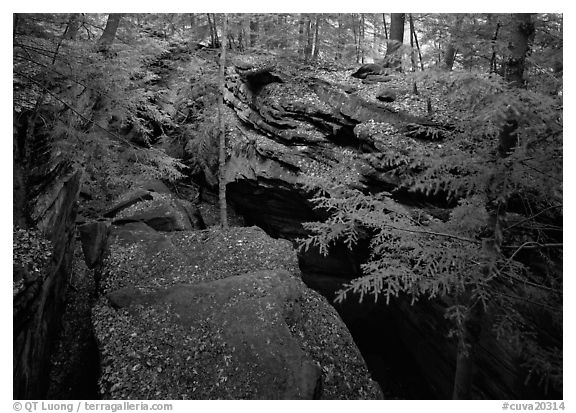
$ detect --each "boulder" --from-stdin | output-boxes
[376,88,397,103]
[102,271,323,399]
[93,225,382,399]
[351,63,384,79]
[113,193,200,232]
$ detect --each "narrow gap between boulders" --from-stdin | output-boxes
[47,239,101,400]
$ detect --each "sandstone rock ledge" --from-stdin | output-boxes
[92,224,382,399]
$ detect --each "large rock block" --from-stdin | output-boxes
[93,225,381,399]
[13,166,82,399]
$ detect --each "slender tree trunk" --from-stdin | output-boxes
[249,15,259,47]
[304,16,313,61]
[218,15,228,229]
[444,43,457,71]
[409,14,417,72]
[409,15,419,95]
[98,13,122,51]
[298,15,305,58]
[489,22,501,74]
[352,15,358,63]
[277,14,288,49]
[206,14,215,47]
[336,16,343,60]
[209,14,220,48]
[360,14,365,63]
[412,17,424,71]
[237,24,244,52]
[207,14,221,48]
[227,33,233,50]
[313,15,321,60]
[382,13,388,39]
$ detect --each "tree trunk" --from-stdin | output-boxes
[359,14,365,63]
[249,15,259,47]
[335,16,343,60]
[505,13,535,87]
[412,16,424,71]
[207,14,220,48]
[313,15,321,60]
[98,14,122,51]
[304,16,313,61]
[218,15,228,229]
[237,23,245,52]
[409,14,417,72]
[298,15,305,58]
[444,15,463,71]
[277,14,288,49]
[497,14,535,156]
[386,13,405,70]
[444,43,457,70]
[352,15,358,63]
[386,13,405,57]
[207,14,215,47]
[382,13,388,39]
[489,22,502,74]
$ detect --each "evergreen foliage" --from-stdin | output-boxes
[299,64,562,394]
[14,14,187,211]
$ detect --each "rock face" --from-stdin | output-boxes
[91,223,382,399]
[220,60,449,239]
[13,163,82,399]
